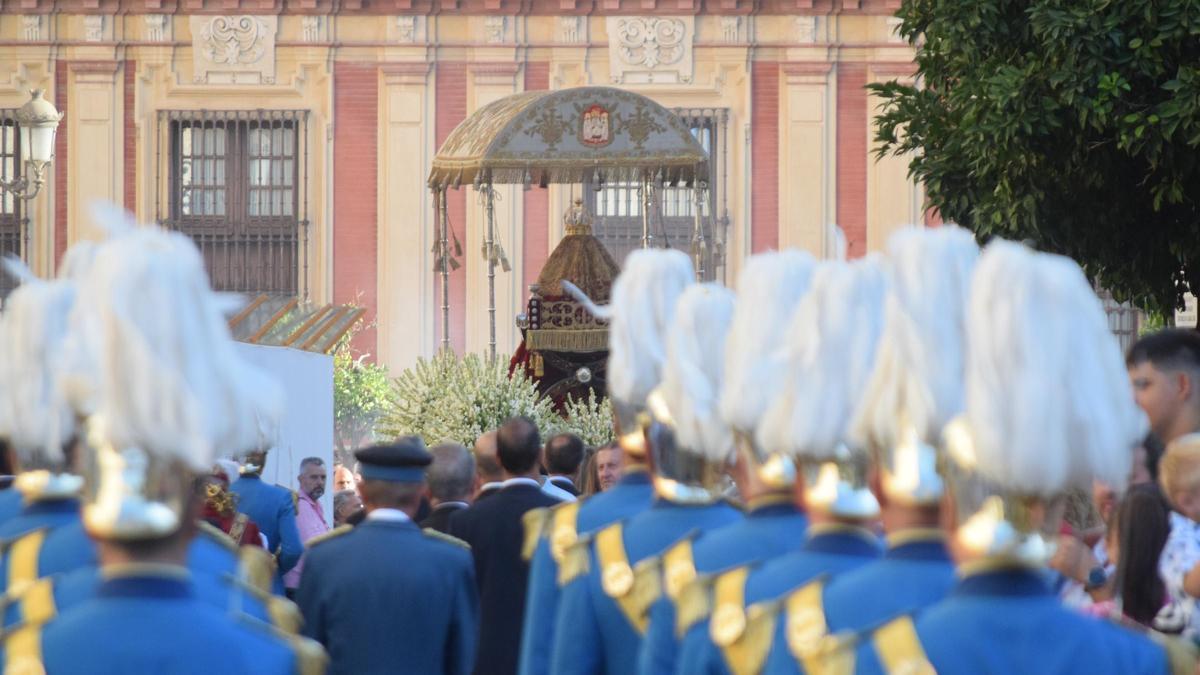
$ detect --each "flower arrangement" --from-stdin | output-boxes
[557,388,614,448]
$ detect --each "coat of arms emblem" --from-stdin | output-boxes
[580,104,612,148]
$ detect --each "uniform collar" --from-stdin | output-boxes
[954,564,1050,598]
[239,473,262,481]
[802,523,882,556]
[883,529,951,562]
[745,494,798,517]
[98,563,192,599]
[366,508,412,523]
[21,498,80,515]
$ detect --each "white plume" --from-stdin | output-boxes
[659,284,737,461]
[964,240,1146,494]
[64,211,284,472]
[757,257,889,460]
[849,226,979,452]
[720,250,818,436]
[0,277,78,466]
[606,249,695,408]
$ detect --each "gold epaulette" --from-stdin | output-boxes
[3,577,56,674]
[595,522,660,634]
[306,524,353,549]
[221,573,304,635]
[237,546,278,596]
[784,578,843,673]
[423,528,471,550]
[235,614,329,675]
[558,535,592,587]
[549,501,582,564]
[872,615,933,675]
[661,535,697,602]
[1130,619,1200,675]
[675,574,715,638]
[522,508,551,561]
[6,529,48,597]
[290,490,300,516]
[196,520,238,552]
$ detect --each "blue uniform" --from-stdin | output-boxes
[519,469,655,675]
[5,569,323,674]
[639,497,808,675]
[854,567,1169,675]
[297,516,479,675]
[676,524,882,675]
[550,498,742,675]
[756,531,954,674]
[0,498,80,542]
[0,489,23,528]
[231,474,303,582]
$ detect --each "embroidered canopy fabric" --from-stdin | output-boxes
[428,86,709,188]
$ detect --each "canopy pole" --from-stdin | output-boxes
[691,183,706,281]
[438,187,451,353]
[485,184,497,360]
[640,177,652,249]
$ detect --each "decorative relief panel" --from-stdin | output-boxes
[558,16,582,44]
[794,16,817,43]
[21,16,42,41]
[395,16,418,43]
[84,15,105,41]
[144,14,169,42]
[605,16,694,85]
[301,16,323,42]
[483,16,506,44]
[189,15,278,85]
[719,16,740,43]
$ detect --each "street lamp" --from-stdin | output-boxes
[0,90,63,201]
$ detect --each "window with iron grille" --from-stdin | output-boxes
[584,108,729,282]
[0,110,23,300]
[156,110,309,298]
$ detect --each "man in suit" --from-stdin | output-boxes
[473,431,506,501]
[231,448,304,589]
[543,434,584,497]
[421,442,475,533]
[450,416,561,675]
[298,438,479,675]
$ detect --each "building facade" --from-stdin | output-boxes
[0,0,924,373]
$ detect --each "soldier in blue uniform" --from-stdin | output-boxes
[297,436,479,675]
[675,259,889,675]
[748,226,979,674]
[518,245,698,675]
[638,250,818,675]
[0,220,322,673]
[851,240,1176,675]
[550,264,745,675]
[231,446,304,590]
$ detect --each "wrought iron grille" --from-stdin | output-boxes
[156,110,309,298]
[0,110,23,300]
[1096,285,1141,353]
[584,107,729,282]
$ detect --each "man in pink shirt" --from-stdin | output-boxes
[284,456,331,596]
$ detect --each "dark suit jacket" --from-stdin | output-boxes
[420,502,468,534]
[548,475,579,497]
[448,482,560,675]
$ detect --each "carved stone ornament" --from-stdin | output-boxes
[484,16,506,44]
[720,16,740,43]
[190,15,278,85]
[84,15,104,42]
[144,14,168,42]
[302,16,322,43]
[20,15,41,41]
[559,16,582,44]
[396,16,417,43]
[795,16,817,44]
[606,16,694,85]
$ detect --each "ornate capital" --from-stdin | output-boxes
[483,16,506,44]
[20,15,42,41]
[83,15,105,42]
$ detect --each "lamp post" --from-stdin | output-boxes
[0,90,63,201]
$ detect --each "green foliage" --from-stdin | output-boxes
[555,389,615,448]
[333,339,395,454]
[379,351,557,447]
[872,0,1200,315]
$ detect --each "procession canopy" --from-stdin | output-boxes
[428,86,709,189]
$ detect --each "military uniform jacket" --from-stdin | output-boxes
[518,469,655,675]
[854,567,1171,675]
[549,498,742,675]
[231,474,303,578]
[448,481,561,675]
[639,499,808,675]
[4,568,323,675]
[675,524,882,675]
[297,516,479,675]
[0,490,24,530]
